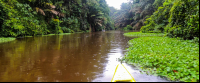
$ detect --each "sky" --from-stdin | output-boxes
[105,0,129,10]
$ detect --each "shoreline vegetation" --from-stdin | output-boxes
[0,37,16,44]
[0,33,72,44]
[0,0,114,38]
[123,32,199,82]
[25,33,72,37]
[41,33,72,36]
[124,32,165,37]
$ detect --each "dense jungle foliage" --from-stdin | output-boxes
[0,0,114,37]
[110,0,199,40]
[110,0,159,30]
[141,0,199,40]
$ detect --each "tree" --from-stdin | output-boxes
[0,0,113,37]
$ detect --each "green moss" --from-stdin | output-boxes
[0,37,16,44]
[123,37,199,82]
[124,32,165,37]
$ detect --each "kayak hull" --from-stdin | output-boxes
[111,64,136,82]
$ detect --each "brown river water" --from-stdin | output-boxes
[0,31,170,82]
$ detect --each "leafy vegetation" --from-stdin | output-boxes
[123,25,133,31]
[124,32,165,37]
[110,0,199,40]
[123,37,199,82]
[0,0,114,37]
[120,0,199,81]
[141,0,199,40]
[0,37,16,44]
[110,0,159,30]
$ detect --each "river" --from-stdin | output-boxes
[0,30,170,82]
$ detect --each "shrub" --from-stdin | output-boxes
[123,25,133,30]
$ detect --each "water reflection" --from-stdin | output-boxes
[0,31,170,82]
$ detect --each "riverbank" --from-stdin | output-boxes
[22,33,72,38]
[0,37,16,44]
[0,33,72,43]
[41,33,72,36]
[123,32,199,82]
[124,32,165,37]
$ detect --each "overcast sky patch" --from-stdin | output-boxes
[106,0,129,10]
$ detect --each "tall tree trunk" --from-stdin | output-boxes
[89,25,92,32]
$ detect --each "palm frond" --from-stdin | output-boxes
[35,7,45,16]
